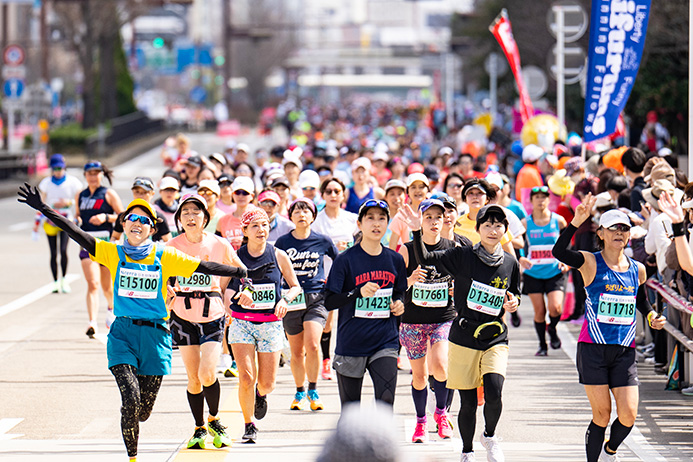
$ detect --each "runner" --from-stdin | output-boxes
[400,203,521,462]
[197,180,225,233]
[345,158,384,214]
[398,198,456,443]
[216,174,235,215]
[518,186,568,356]
[552,194,666,462]
[112,177,172,244]
[312,178,359,380]
[275,198,339,411]
[216,176,256,250]
[153,176,180,237]
[388,173,430,250]
[18,185,248,462]
[36,154,83,293]
[167,194,245,450]
[226,208,302,443]
[324,200,407,408]
[257,189,294,245]
[75,161,124,337]
[430,192,472,247]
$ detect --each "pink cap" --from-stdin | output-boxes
[257,190,281,204]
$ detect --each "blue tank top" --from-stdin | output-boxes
[79,186,114,237]
[580,252,639,347]
[230,243,282,322]
[345,186,375,214]
[524,213,561,280]
[113,245,167,322]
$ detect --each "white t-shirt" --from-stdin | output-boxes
[312,209,358,273]
[38,175,83,220]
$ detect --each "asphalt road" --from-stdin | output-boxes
[0,132,691,461]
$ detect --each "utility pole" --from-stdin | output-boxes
[222,0,232,113]
[40,0,48,82]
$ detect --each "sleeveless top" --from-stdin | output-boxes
[579,252,640,347]
[524,213,561,280]
[345,186,375,214]
[229,243,282,322]
[113,246,166,322]
[79,186,114,239]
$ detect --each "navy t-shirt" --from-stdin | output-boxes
[275,230,339,293]
[326,244,407,356]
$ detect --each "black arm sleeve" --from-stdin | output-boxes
[411,229,459,276]
[196,260,247,279]
[39,203,96,255]
[552,224,585,268]
[636,283,656,316]
[324,288,359,311]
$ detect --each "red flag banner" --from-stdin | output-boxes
[490,9,534,123]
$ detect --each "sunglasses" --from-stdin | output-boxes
[132,178,154,190]
[199,189,216,196]
[447,183,463,189]
[607,223,631,232]
[323,188,342,195]
[531,186,550,194]
[233,190,251,196]
[126,213,154,227]
[84,161,102,172]
[302,187,316,191]
[52,167,64,172]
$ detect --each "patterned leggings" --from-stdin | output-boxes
[110,364,163,457]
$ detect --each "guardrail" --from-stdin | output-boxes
[0,149,37,179]
[85,111,164,158]
[646,278,693,387]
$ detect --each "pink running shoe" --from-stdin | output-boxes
[412,419,428,443]
[434,411,453,439]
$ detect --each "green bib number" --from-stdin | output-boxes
[177,273,213,292]
[412,282,448,308]
[466,280,505,316]
[248,283,276,310]
[281,289,307,311]
[355,288,392,319]
[118,268,159,299]
[597,293,635,325]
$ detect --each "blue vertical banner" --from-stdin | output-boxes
[583,0,651,142]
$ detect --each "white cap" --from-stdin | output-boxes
[198,179,220,196]
[485,172,504,190]
[522,144,544,163]
[235,143,250,153]
[159,176,180,191]
[209,152,227,165]
[406,173,430,188]
[658,147,673,157]
[351,157,371,172]
[438,146,454,156]
[299,169,320,189]
[373,151,389,162]
[232,176,255,194]
[283,154,303,170]
[594,191,614,209]
[599,209,631,229]
[682,198,693,210]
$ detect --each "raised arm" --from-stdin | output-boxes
[399,204,460,275]
[658,190,693,276]
[18,183,96,255]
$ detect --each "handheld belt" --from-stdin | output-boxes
[175,291,222,318]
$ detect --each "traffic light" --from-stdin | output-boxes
[152,37,165,49]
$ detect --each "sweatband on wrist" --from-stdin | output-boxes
[672,221,685,237]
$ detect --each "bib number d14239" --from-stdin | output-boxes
[355,288,392,319]
[597,293,636,325]
[118,268,160,299]
[467,280,505,316]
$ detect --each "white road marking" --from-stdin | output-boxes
[0,418,24,441]
[94,332,109,345]
[0,274,80,318]
[8,221,32,232]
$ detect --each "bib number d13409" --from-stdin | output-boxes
[466,280,505,316]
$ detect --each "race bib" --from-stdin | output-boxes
[467,280,505,316]
[247,283,276,310]
[118,268,160,299]
[529,244,556,265]
[597,293,636,325]
[177,272,213,292]
[282,288,307,311]
[87,230,110,241]
[355,288,392,319]
[412,282,448,307]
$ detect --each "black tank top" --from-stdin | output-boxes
[78,186,114,234]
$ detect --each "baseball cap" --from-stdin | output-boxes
[357,199,390,221]
[423,165,440,182]
[351,157,371,172]
[124,198,157,221]
[522,144,544,163]
[159,176,180,191]
[235,143,250,153]
[299,170,320,189]
[599,209,631,229]
[283,155,303,170]
[258,190,281,205]
[270,176,290,189]
[50,154,66,169]
[406,173,430,188]
[217,174,232,186]
[438,146,454,156]
[430,191,457,210]
[419,198,445,214]
[198,179,220,196]
[186,155,203,168]
[210,152,227,166]
[384,179,406,193]
[373,151,389,162]
[174,194,210,228]
[407,162,424,174]
[132,177,154,192]
[476,204,507,225]
[232,176,255,194]
[485,172,504,190]
[83,161,103,172]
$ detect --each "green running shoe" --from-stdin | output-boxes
[187,426,207,449]
[207,418,232,448]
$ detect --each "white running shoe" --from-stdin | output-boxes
[60,278,72,294]
[105,309,115,330]
[681,385,693,396]
[598,445,620,462]
[460,452,476,462]
[480,433,504,462]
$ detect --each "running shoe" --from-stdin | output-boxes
[254,387,268,420]
[681,385,693,396]
[307,389,324,411]
[510,311,521,327]
[105,309,115,330]
[291,390,307,410]
[85,325,96,339]
[242,422,258,444]
[548,328,562,349]
[433,411,453,439]
[52,280,60,294]
[412,419,427,443]
[460,452,476,462]
[321,358,333,380]
[535,346,548,357]
[60,278,72,294]
[207,418,232,448]
[480,433,504,462]
[224,360,239,378]
[186,426,207,449]
[598,444,620,462]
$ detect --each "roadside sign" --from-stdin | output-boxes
[2,65,26,80]
[189,85,207,104]
[3,78,24,98]
[3,44,25,66]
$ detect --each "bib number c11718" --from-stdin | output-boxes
[597,293,636,325]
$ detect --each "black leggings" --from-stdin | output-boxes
[457,373,505,453]
[336,356,397,407]
[47,231,69,281]
[110,364,163,458]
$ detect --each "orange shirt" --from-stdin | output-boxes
[515,163,544,202]
[216,208,256,251]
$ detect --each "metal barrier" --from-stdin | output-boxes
[646,278,693,386]
[85,112,164,158]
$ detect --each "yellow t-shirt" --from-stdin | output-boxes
[453,214,513,246]
[93,240,200,304]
